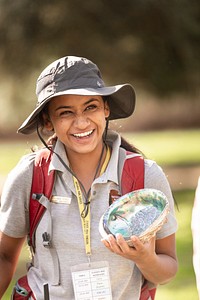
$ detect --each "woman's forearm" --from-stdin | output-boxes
[136,252,178,284]
[0,256,16,298]
[0,233,25,298]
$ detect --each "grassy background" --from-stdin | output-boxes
[1,129,200,299]
[123,129,200,166]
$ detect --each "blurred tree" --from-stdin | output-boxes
[0,0,199,96]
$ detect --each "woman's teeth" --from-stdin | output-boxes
[73,130,93,138]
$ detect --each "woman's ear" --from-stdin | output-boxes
[42,113,54,131]
[104,101,110,119]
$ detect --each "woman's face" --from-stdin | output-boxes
[44,94,110,156]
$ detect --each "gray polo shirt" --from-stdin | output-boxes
[0,131,177,300]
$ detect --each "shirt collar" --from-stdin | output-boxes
[95,130,125,185]
[49,139,69,174]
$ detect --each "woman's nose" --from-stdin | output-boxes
[73,114,90,128]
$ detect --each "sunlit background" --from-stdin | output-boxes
[0,1,200,299]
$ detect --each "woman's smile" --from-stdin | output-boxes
[72,129,94,139]
[45,94,110,155]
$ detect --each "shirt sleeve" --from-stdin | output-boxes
[144,159,178,239]
[0,153,35,237]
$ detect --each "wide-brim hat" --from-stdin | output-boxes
[18,56,136,134]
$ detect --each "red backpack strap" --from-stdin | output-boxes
[121,152,144,194]
[29,151,55,251]
[13,150,55,298]
[12,275,36,300]
[140,283,156,300]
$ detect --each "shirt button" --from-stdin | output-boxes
[93,191,97,196]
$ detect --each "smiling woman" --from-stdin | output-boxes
[43,95,110,159]
[0,56,178,300]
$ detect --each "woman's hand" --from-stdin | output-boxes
[101,233,178,285]
[101,233,156,263]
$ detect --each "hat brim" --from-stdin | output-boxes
[17,84,135,134]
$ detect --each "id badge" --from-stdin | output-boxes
[71,261,112,300]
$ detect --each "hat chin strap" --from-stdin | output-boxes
[36,124,53,154]
[103,118,109,143]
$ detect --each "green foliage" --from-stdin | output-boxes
[0,0,199,95]
[124,129,200,166]
[0,140,35,176]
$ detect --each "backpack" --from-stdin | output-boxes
[12,151,156,300]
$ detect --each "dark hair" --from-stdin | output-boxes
[37,105,49,129]
[120,135,144,156]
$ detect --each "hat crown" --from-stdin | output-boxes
[36,56,105,104]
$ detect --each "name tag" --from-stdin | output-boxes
[71,261,112,300]
[51,196,71,204]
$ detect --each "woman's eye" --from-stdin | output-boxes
[59,110,73,116]
[85,105,97,111]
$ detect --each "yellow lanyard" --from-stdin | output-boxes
[73,146,111,257]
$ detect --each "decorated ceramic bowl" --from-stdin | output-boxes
[99,188,169,245]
